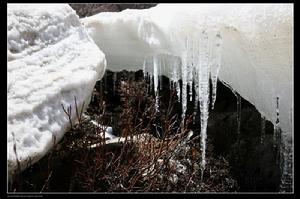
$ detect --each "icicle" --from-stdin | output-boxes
[210,32,222,110]
[279,131,293,192]
[176,81,181,103]
[198,30,210,179]
[153,56,159,112]
[193,77,198,125]
[188,70,193,102]
[173,58,181,103]
[273,96,280,148]
[193,99,198,125]
[149,57,154,95]
[187,36,194,102]
[279,105,293,192]
[170,58,178,101]
[143,58,147,78]
[181,37,188,120]
[113,72,117,96]
[159,56,163,91]
[236,92,241,136]
[273,125,277,148]
[169,58,174,92]
[193,42,199,124]
[260,116,266,144]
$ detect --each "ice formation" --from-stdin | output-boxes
[7,4,106,177]
[82,4,293,177]
[234,92,242,136]
[90,120,116,140]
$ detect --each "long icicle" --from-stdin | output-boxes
[187,36,194,102]
[153,55,159,112]
[159,55,163,91]
[193,36,199,125]
[193,65,199,125]
[198,30,210,181]
[274,96,280,148]
[279,131,293,192]
[175,58,181,103]
[181,36,188,120]
[210,32,222,110]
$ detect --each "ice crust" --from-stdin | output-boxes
[7,4,106,176]
[82,4,293,134]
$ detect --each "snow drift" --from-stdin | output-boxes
[7,4,106,176]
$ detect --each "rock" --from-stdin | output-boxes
[69,3,157,18]
[7,4,106,177]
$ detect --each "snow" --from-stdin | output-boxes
[90,120,116,140]
[82,4,293,172]
[82,3,292,132]
[7,4,106,177]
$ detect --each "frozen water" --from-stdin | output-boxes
[7,4,106,177]
[274,96,280,148]
[82,4,293,133]
[210,32,222,110]
[82,4,293,176]
[90,120,116,139]
[153,56,159,111]
[279,130,293,192]
[234,92,242,136]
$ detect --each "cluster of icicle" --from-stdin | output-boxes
[142,31,223,177]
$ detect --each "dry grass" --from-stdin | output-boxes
[8,73,238,192]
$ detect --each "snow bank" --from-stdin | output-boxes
[82,4,293,134]
[7,4,106,176]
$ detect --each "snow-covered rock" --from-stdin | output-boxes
[7,4,106,176]
[82,4,293,134]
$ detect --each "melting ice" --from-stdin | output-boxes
[82,3,293,186]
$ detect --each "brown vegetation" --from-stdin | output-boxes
[8,72,238,192]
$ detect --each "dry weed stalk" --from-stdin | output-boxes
[9,72,238,192]
[72,78,196,192]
